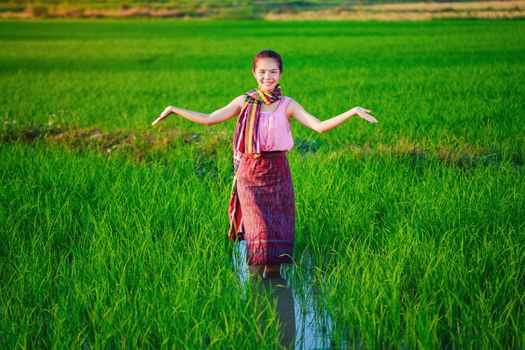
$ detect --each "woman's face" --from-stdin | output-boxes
[252,57,282,93]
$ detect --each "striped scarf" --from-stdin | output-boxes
[228,84,283,241]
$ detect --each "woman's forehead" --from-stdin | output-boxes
[254,58,279,71]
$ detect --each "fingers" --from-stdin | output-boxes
[151,116,162,126]
[151,108,171,126]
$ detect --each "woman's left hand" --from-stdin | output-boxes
[352,107,378,123]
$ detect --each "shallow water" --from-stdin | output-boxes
[232,241,337,350]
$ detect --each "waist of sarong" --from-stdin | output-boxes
[241,151,287,159]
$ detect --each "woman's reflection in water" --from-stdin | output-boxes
[249,264,296,349]
[232,241,334,350]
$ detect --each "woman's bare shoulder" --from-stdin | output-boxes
[227,94,247,109]
[284,96,299,119]
[235,94,248,104]
[286,96,303,106]
[285,97,302,113]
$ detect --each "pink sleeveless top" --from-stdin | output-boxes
[257,96,294,152]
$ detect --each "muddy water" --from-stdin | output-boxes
[232,241,336,350]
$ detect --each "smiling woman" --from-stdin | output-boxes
[151,49,377,279]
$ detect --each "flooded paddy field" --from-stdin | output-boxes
[1,19,524,348]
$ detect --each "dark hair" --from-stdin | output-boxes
[252,50,283,73]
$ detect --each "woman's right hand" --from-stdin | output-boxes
[151,106,174,126]
[351,107,377,123]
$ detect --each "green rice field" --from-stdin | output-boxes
[1,19,524,348]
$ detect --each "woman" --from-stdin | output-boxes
[151,50,377,279]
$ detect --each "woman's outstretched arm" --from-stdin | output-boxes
[151,95,246,126]
[288,99,377,134]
